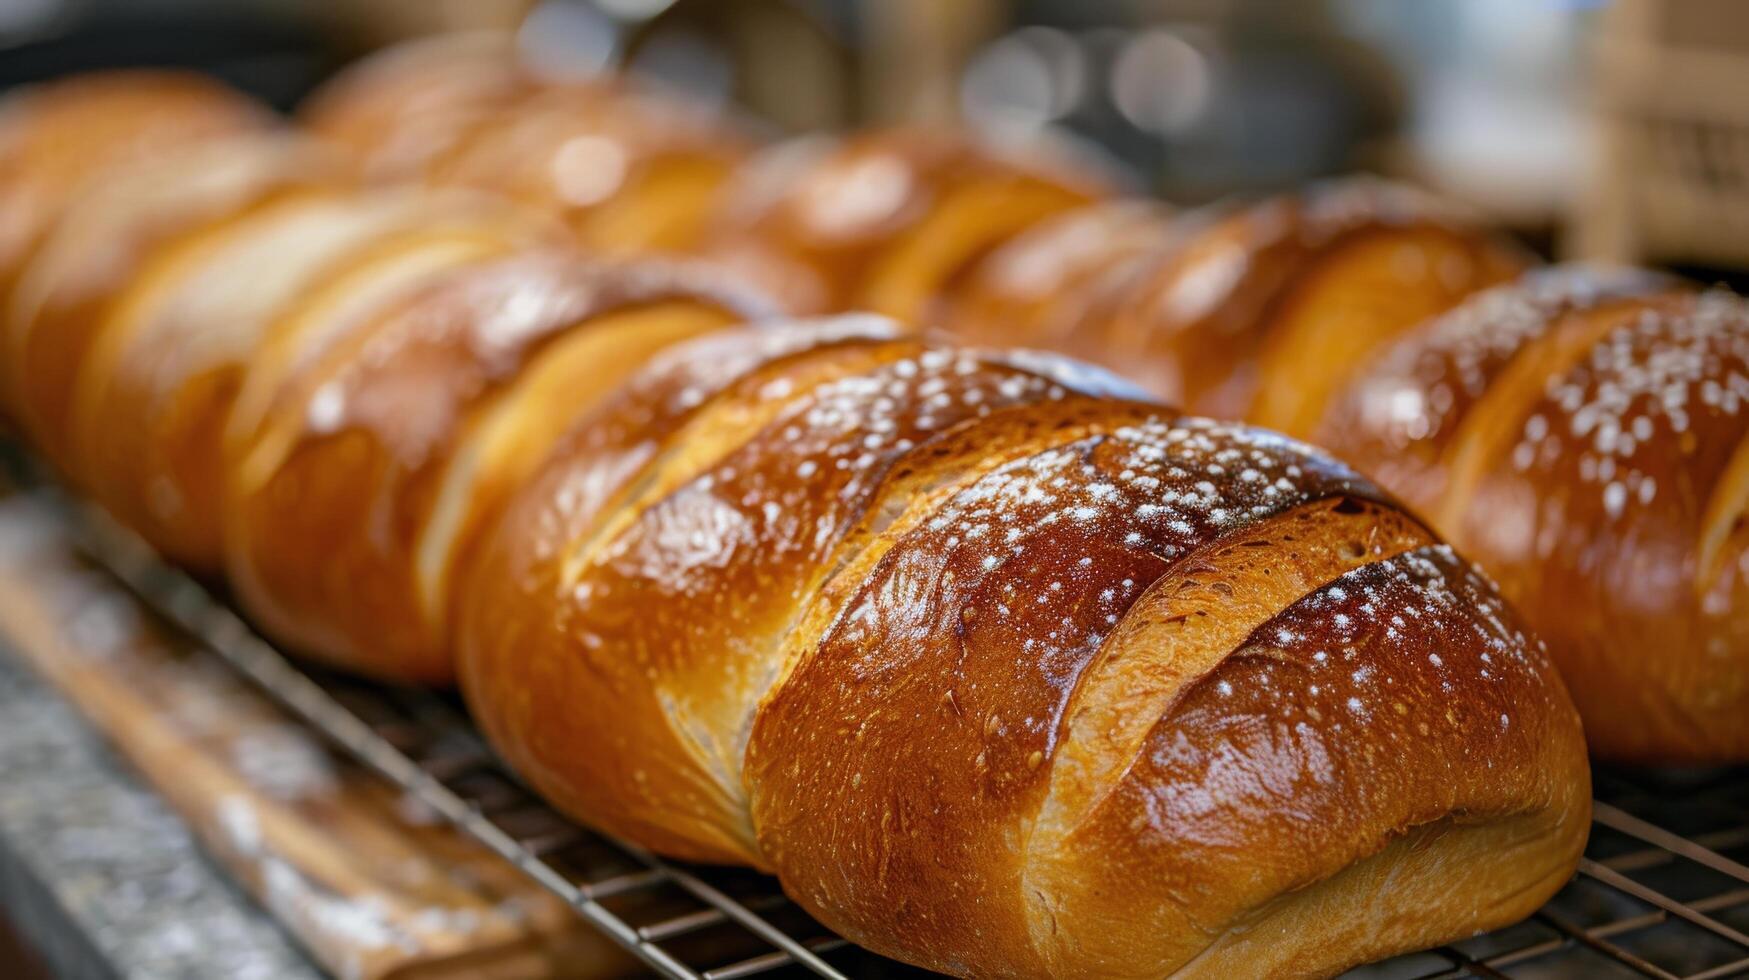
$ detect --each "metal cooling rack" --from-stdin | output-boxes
[31,487,1749,980]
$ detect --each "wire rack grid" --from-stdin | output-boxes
[34,488,1749,980]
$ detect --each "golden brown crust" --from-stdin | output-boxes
[222,224,524,457]
[0,71,270,419]
[1315,266,1686,515]
[71,189,556,569]
[697,128,1106,318]
[4,131,343,465]
[745,415,1587,976]
[425,82,754,254]
[222,253,776,683]
[304,38,752,256]
[461,316,915,861]
[1093,177,1529,427]
[948,199,1176,357]
[1447,292,1749,762]
[2,65,1598,974]
[1317,270,1749,763]
[298,32,538,180]
[464,323,1159,864]
[1043,545,1589,977]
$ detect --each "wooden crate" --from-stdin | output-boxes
[1574,0,1749,268]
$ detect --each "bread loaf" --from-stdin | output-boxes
[998,179,1530,431]
[1314,266,1749,763]
[306,36,752,255]
[698,128,1108,319]
[223,252,775,682]
[458,316,1590,976]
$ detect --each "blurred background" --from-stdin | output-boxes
[0,0,1739,274]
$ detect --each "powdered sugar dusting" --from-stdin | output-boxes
[828,415,1375,688]
[1333,265,1675,459]
[1208,544,1545,738]
[1507,290,1749,522]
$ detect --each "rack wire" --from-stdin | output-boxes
[30,485,1749,980]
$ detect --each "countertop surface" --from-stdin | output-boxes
[0,645,322,980]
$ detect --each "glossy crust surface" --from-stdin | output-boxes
[1319,269,1749,763]
[1096,177,1529,429]
[223,253,776,683]
[306,36,751,256]
[460,318,1589,976]
[698,128,1106,319]
[1314,266,1685,515]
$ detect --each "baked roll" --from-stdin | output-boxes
[222,253,775,683]
[1093,177,1530,432]
[698,128,1108,320]
[70,188,558,570]
[305,35,757,257]
[459,317,1590,977]
[1314,266,1749,763]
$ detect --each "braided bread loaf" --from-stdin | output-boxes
[459,316,1590,976]
[1313,266,1749,763]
